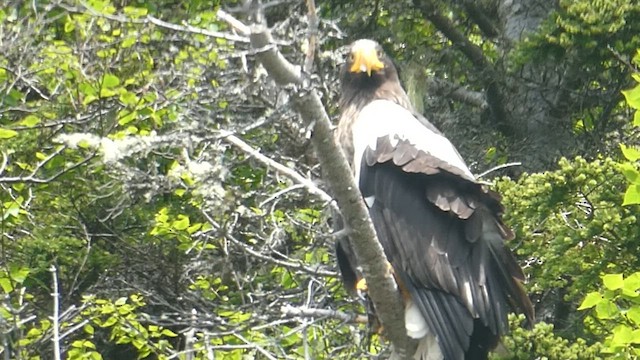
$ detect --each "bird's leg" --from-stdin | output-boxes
[356,261,394,294]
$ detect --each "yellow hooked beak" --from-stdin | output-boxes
[349,43,385,76]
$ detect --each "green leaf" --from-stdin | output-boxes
[620,163,639,183]
[0,128,18,139]
[633,329,640,344]
[118,110,137,125]
[186,223,202,235]
[0,278,13,293]
[119,91,138,106]
[122,36,137,48]
[102,316,117,327]
[19,115,41,127]
[604,273,624,290]
[2,203,20,220]
[621,144,640,161]
[627,307,640,325]
[114,297,127,306]
[625,273,640,292]
[161,328,178,337]
[83,94,98,106]
[99,88,117,97]
[9,266,29,283]
[123,6,148,17]
[26,327,42,337]
[64,19,75,33]
[623,85,640,109]
[612,325,633,346]
[595,299,618,319]
[102,74,120,88]
[172,215,190,231]
[578,292,602,310]
[634,111,640,127]
[623,184,640,206]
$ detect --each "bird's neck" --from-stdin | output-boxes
[340,80,414,113]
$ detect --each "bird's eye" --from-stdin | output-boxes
[376,50,384,59]
[349,53,355,62]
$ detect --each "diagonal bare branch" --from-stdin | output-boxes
[218,9,416,360]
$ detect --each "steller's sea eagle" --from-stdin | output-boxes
[334,39,534,360]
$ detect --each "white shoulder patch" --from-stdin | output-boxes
[351,100,474,182]
[364,195,375,207]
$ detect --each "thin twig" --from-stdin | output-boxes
[280,305,368,324]
[234,333,278,360]
[221,132,337,211]
[217,9,250,36]
[200,210,337,277]
[60,3,251,43]
[0,150,94,184]
[476,162,522,179]
[304,0,318,73]
[50,265,61,360]
[259,184,305,208]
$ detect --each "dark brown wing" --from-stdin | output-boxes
[357,134,532,360]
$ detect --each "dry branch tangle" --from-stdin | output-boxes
[217,10,417,359]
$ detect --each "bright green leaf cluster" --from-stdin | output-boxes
[579,272,640,358]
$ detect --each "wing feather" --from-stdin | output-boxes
[351,100,532,359]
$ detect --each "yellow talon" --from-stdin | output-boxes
[356,262,393,292]
[356,278,368,292]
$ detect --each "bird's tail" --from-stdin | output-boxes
[412,335,443,360]
[388,335,442,360]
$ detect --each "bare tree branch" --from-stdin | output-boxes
[0,148,94,184]
[413,1,490,69]
[201,210,338,278]
[58,3,287,45]
[217,10,416,359]
[461,1,499,39]
[280,304,368,324]
[50,265,61,360]
[426,77,488,109]
[221,132,337,211]
[412,0,512,135]
[304,0,319,73]
[476,161,522,179]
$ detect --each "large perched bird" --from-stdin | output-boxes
[335,39,534,360]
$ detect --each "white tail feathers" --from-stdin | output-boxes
[413,335,443,360]
[405,299,429,339]
[405,300,443,360]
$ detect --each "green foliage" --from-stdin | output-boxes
[620,50,640,205]
[517,0,640,63]
[573,48,640,360]
[579,272,640,358]
[80,295,177,359]
[498,156,640,305]
[4,0,640,358]
[496,315,601,360]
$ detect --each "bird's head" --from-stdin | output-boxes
[339,39,407,109]
[347,39,387,77]
[341,39,399,90]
